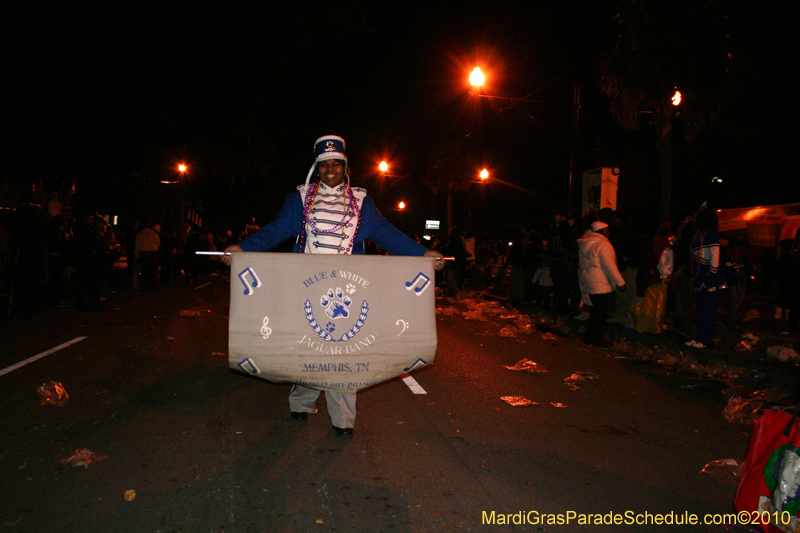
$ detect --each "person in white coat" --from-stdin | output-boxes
[578,221,627,345]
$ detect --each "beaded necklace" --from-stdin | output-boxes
[297,182,362,254]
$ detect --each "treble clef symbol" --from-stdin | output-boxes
[261,316,272,339]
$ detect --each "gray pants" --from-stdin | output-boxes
[289,385,356,429]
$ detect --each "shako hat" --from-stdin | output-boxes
[305,135,349,186]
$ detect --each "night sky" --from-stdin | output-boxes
[3,1,796,235]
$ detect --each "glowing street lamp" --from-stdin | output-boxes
[178,164,187,173]
[469,67,485,88]
[379,161,388,173]
[398,201,406,210]
[671,90,682,106]
[480,168,489,181]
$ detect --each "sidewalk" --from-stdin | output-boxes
[463,281,800,411]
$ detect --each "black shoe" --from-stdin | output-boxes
[332,425,353,435]
[291,411,308,420]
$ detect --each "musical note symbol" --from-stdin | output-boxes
[403,358,428,373]
[404,272,430,295]
[237,358,260,375]
[237,267,261,296]
[261,316,272,339]
[396,319,409,336]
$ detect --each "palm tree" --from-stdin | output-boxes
[599,0,739,221]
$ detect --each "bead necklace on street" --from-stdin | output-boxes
[298,181,362,255]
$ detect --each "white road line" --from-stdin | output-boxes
[194,282,212,290]
[0,337,88,378]
[401,373,427,395]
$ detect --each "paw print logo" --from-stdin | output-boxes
[325,321,336,333]
[320,288,352,319]
[345,283,356,294]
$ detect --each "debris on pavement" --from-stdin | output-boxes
[741,309,760,322]
[503,359,548,373]
[179,309,210,316]
[723,397,763,424]
[542,332,558,341]
[734,340,753,352]
[741,333,760,344]
[463,310,488,321]
[501,396,540,407]
[700,459,742,485]
[513,316,536,335]
[124,490,136,501]
[766,345,800,362]
[37,381,69,406]
[61,449,107,468]
[551,403,567,408]
[166,336,176,341]
[498,326,518,337]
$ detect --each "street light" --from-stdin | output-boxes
[466,66,581,214]
[178,164,187,173]
[469,67,485,88]
[480,168,489,181]
[398,201,406,210]
[379,161,388,173]
[671,90,682,106]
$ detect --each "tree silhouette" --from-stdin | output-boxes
[599,0,740,221]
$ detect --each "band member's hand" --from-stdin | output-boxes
[221,245,243,266]
[424,249,445,271]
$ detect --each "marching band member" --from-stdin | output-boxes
[222,135,444,435]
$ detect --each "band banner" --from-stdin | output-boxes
[228,253,437,392]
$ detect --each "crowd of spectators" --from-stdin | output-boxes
[426,205,800,345]
[1,189,799,344]
[0,190,246,318]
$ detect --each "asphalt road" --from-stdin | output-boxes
[0,275,754,532]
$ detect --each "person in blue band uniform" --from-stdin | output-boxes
[685,204,723,349]
[222,135,444,435]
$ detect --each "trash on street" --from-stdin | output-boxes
[179,309,210,316]
[741,309,760,322]
[551,403,567,408]
[501,396,540,407]
[513,316,536,335]
[723,397,763,424]
[734,341,753,352]
[700,459,742,485]
[124,490,136,501]
[542,332,558,341]
[503,359,548,373]
[498,326,518,337]
[37,381,69,406]
[61,449,107,468]
[766,346,800,362]
[741,333,760,344]
[463,310,488,321]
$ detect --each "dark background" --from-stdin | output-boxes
[2,0,796,237]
